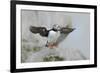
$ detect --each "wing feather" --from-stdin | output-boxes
[60,27,75,34]
[30,26,48,37]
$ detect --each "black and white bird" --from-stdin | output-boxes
[30,24,75,49]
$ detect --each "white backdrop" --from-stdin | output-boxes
[0,0,99,73]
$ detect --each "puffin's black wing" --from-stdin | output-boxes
[60,27,75,34]
[30,26,49,37]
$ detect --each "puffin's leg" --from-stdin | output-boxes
[45,41,57,49]
[52,43,58,48]
[45,41,52,48]
[48,43,58,49]
[45,42,54,49]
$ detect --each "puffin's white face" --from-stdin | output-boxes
[53,24,60,30]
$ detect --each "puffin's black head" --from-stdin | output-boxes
[52,24,60,31]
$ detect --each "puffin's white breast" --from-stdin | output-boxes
[47,30,60,43]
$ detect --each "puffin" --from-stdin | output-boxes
[30,24,75,49]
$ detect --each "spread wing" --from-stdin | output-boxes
[56,27,75,45]
[30,26,49,37]
[60,27,75,34]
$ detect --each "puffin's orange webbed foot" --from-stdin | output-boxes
[52,43,58,48]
